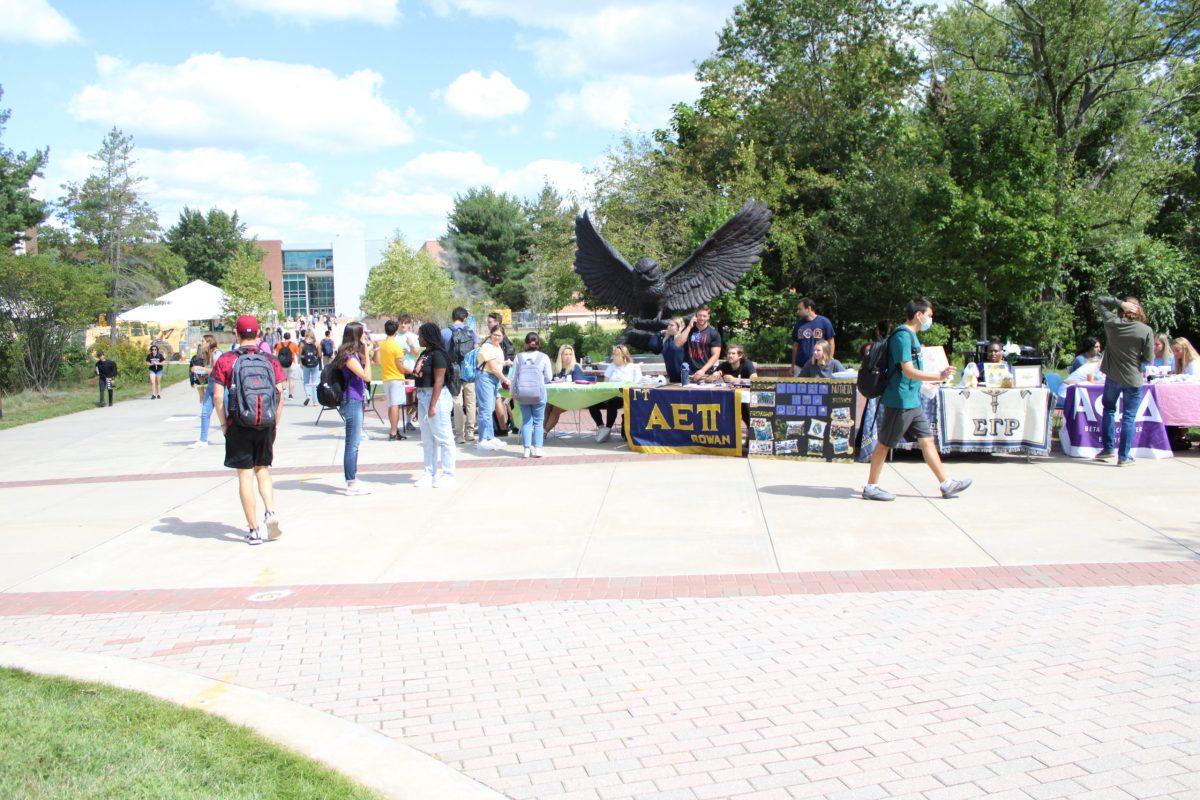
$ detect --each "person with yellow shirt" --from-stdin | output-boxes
[379,318,415,441]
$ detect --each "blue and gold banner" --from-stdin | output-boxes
[623,386,743,457]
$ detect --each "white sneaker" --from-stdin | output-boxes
[344,483,372,496]
[263,511,283,541]
[523,447,532,458]
[533,446,544,458]
[413,474,434,489]
[489,438,507,449]
[476,439,496,451]
[435,475,456,489]
[595,427,612,443]
[186,440,208,449]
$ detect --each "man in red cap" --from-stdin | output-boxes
[212,315,287,545]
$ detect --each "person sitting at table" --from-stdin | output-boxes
[590,345,642,443]
[1171,337,1200,376]
[545,344,592,434]
[1070,336,1102,374]
[798,340,844,379]
[650,317,687,382]
[702,344,758,384]
[1153,333,1176,371]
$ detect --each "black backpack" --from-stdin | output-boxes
[228,347,279,430]
[300,342,320,368]
[316,361,345,408]
[276,345,294,368]
[321,338,334,357]
[857,327,917,399]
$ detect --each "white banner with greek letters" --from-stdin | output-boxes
[936,387,1054,456]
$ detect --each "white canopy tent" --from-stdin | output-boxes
[118,280,226,323]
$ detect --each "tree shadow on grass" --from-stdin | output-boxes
[153,516,245,542]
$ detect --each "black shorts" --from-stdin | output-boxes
[224,425,276,469]
[877,405,933,448]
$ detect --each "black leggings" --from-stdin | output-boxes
[588,397,622,429]
[98,378,113,406]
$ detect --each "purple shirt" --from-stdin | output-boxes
[342,354,366,402]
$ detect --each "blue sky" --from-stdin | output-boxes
[2,0,739,244]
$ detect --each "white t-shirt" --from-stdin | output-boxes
[605,362,643,383]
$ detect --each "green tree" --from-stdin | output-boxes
[165,207,252,284]
[57,128,164,321]
[360,237,457,322]
[523,184,580,325]
[442,187,531,304]
[0,86,48,250]
[0,252,109,389]
[221,246,278,327]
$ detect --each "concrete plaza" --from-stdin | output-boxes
[1,380,1198,799]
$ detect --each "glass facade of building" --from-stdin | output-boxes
[280,248,336,317]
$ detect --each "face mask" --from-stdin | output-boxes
[919,316,933,333]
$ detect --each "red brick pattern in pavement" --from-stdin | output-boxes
[1,585,1196,800]
[1,561,1197,617]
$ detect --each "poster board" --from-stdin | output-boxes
[921,345,949,378]
[747,378,857,461]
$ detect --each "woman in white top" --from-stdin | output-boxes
[474,326,511,450]
[1171,337,1200,376]
[509,332,554,458]
[590,345,642,443]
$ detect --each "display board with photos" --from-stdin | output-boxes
[747,378,858,461]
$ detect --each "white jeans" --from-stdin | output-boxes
[417,387,456,478]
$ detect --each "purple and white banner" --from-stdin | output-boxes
[1060,384,1173,459]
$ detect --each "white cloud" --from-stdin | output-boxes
[0,0,80,45]
[220,0,400,24]
[377,150,500,189]
[138,148,318,198]
[429,1,735,77]
[495,159,593,201]
[441,70,530,119]
[555,73,700,131]
[341,190,456,219]
[69,53,413,151]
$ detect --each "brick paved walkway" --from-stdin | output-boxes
[3,579,1197,800]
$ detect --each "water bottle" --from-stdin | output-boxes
[681,362,691,386]
[965,362,979,388]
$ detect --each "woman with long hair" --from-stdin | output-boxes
[335,321,373,495]
[544,344,590,434]
[412,322,456,488]
[657,317,687,383]
[590,345,641,443]
[1070,336,1102,374]
[146,344,165,399]
[1171,337,1200,376]
[475,325,511,451]
[188,335,220,449]
[509,332,553,458]
[1153,333,1175,371]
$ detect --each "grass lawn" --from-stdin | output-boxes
[0,667,384,800]
[0,364,189,431]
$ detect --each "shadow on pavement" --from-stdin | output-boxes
[757,485,859,499]
[153,516,245,542]
[273,479,342,494]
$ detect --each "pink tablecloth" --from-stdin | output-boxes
[1153,382,1200,426]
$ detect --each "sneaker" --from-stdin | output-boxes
[186,440,209,449]
[435,475,456,489]
[344,484,372,496]
[488,438,507,449]
[476,439,495,451]
[533,447,544,458]
[413,474,434,489]
[263,511,283,541]
[244,527,264,546]
[404,421,416,432]
[523,447,532,458]
[1094,450,1115,462]
[862,485,895,502]
[940,478,973,499]
[388,432,398,441]
[303,398,310,407]
[595,427,611,443]
[1117,457,1136,467]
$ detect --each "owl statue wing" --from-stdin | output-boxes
[663,200,772,312]
[573,211,640,313]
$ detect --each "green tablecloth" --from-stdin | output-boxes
[505,381,630,425]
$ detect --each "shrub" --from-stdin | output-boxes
[739,325,792,364]
[58,342,92,383]
[545,323,583,360]
[0,335,25,394]
[581,322,619,361]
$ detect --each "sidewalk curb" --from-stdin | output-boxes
[0,643,506,800]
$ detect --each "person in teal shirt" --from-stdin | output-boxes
[864,298,973,502]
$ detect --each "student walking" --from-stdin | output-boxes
[1095,295,1155,466]
[863,298,972,501]
[413,322,456,488]
[320,329,335,367]
[211,315,286,545]
[335,321,373,496]
[275,333,298,398]
[146,345,165,399]
[95,350,117,407]
[188,334,221,449]
[509,332,553,458]
[299,331,322,406]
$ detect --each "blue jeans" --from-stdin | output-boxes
[302,366,320,404]
[476,372,499,441]
[519,401,546,448]
[417,387,455,478]
[199,382,215,442]
[338,396,363,482]
[1102,379,1143,461]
